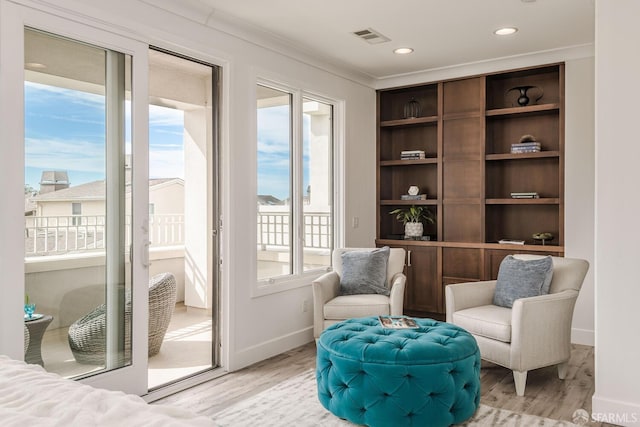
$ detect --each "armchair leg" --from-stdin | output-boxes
[557,361,569,379]
[513,370,528,396]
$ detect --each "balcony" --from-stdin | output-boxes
[25,211,330,387]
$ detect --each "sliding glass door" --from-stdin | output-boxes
[24,27,136,377]
[0,5,152,394]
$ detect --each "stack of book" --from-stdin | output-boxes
[510,192,539,199]
[401,194,427,200]
[511,142,541,153]
[401,150,426,160]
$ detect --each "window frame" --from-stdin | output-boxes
[254,79,342,296]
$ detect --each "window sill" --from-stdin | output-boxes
[252,268,331,298]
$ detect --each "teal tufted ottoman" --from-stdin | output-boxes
[316,316,480,427]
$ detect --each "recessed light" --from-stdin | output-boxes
[25,62,47,69]
[393,47,414,55]
[494,27,518,36]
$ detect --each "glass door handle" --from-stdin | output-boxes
[141,240,150,267]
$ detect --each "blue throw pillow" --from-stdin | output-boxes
[493,255,553,308]
[339,247,390,296]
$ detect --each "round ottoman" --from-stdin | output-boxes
[316,316,480,427]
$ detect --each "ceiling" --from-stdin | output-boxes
[192,0,594,80]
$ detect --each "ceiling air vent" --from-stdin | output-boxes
[352,28,390,45]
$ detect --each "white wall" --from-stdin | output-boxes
[564,57,595,346]
[593,1,640,424]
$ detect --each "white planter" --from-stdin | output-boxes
[404,222,423,238]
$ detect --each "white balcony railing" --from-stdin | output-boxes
[25,214,184,256]
[25,211,329,256]
[257,211,331,249]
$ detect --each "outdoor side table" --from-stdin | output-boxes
[24,314,53,367]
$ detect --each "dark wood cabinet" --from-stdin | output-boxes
[377,64,565,318]
[402,245,440,315]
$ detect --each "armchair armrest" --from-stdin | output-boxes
[389,272,406,316]
[510,290,579,371]
[312,271,340,338]
[445,280,497,323]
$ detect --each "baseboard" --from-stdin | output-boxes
[571,327,594,346]
[229,326,314,371]
[592,395,640,426]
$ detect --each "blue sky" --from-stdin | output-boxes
[24,81,184,190]
[25,81,310,200]
[257,105,310,200]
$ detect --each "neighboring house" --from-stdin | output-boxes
[30,178,185,219]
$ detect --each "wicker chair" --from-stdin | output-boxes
[24,325,30,356]
[68,272,177,365]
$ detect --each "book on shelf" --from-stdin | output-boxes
[400,150,426,160]
[511,142,541,152]
[510,192,539,199]
[400,194,427,200]
[498,239,525,245]
[379,316,419,329]
[511,149,541,154]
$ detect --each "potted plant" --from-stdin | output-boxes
[389,205,435,238]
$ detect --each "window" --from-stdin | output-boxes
[71,202,82,226]
[256,83,334,282]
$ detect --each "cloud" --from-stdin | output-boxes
[25,137,105,173]
[149,149,184,179]
[25,81,105,109]
[149,104,184,127]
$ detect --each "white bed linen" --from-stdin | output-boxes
[0,356,215,427]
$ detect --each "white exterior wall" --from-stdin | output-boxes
[149,181,184,215]
[37,200,104,217]
[593,0,640,423]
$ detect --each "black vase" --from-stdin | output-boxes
[403,98,421,119]
[507,85,543,107]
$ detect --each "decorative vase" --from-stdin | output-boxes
[24,303,36,319]
[507,85,543,106]
[403,98,421,119]
[405,222,423,238]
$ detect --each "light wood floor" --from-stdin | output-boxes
[157,342,611,426]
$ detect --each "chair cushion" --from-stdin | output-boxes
[324,295,390,319]
[493,255,553,308]
[339,246,390,296]
[452,305,513,343]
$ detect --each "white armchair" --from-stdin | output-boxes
[445,254,589,396]
[312,247,406,338]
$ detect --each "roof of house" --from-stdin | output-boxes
[257,195,283,205]
[25,196,37,213]
[32,178,183,202]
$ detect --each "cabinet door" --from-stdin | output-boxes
[404,246,440,314]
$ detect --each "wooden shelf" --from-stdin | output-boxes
[377,64,564,318]
[380,115,438,127]
[486,198,560,205]
[376,239,565,253]
[380,158,438,166]
[380,199,438,206]
[486,103,560,117]
[486,151,560,161]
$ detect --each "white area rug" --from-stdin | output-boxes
[212,370,578,426]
